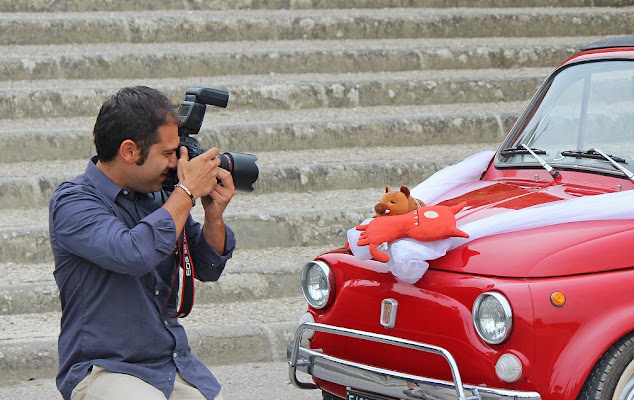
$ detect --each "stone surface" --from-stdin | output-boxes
[1,0,632,395]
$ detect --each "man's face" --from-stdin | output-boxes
[131,122,180,193]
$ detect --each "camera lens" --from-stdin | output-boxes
[217,152,259,193]
[164,136,259,193]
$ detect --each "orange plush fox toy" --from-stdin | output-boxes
[357,202,469,263]
[374,185,424,217]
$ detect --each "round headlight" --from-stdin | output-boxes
[473,292,513,345]
[300,260,335,309]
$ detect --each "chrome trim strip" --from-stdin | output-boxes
[288,322,542,400]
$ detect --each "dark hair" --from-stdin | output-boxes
[93,86,178,164]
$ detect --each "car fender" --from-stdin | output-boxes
[543,301,634,399]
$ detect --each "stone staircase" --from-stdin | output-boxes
[0,0,632,397]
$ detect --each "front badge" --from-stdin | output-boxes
[380,298,398,329]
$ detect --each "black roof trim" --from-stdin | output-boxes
[581,36,634,51]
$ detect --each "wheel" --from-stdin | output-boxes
[322,389,345,400]
[578,333,634,400]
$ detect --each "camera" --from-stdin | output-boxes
[163,87,259,193]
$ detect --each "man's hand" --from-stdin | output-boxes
[201,167,235,220]
[177,146,221,199]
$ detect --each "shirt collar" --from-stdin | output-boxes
[85,156,129,202]
[84,156,159,202]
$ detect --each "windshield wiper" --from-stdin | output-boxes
[519,144,560,180]
[501,145,547,156]
[560,149,627,164]
[562,148,634,183]
[501,144,559,180]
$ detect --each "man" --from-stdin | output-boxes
[49,86,235,400]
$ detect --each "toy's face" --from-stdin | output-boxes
[375,192,409,216]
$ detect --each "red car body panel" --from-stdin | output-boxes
[308,258,537,396]
[431,170,634,278]
[308,172,634,399]
[528,271,634,399]
[291,41,634,400]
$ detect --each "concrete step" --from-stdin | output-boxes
[0,142,497,209]
[0,101,522,163]
[1,0,622,395]
[0,187,378,264]
[0,67,549,119]
[0,296,310,386]
[0,0,628,13]
[0,141,498,261]
[0,36,599,81]
[0,8,631,46]
[0,245,330,287]
[0,245,332,315]
[0,185,412,265]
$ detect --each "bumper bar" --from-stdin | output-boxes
[288,322,541,400]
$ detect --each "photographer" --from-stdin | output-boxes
[49,86,235,400]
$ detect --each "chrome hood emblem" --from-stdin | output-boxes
[380,298,398,329]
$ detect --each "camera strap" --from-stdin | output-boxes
[166,227,195,318]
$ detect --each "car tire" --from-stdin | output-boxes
[322,390,344,400]
[578,333,634,400]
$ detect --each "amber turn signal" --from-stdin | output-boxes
[550,292,566,307]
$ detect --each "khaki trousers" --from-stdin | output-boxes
[71,366,224,400]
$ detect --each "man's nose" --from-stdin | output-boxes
[168,152,178,168]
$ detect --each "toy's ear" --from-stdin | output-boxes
[385,186,390,193]
[400,185,410,198]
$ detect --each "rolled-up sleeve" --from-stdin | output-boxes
[50,188,177,276]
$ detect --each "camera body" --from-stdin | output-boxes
[163,87,259,193]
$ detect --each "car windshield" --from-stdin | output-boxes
[498,60,634,176]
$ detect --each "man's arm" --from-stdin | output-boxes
[164,147,236,281]
[185,165,236,282]
[186,216,236,282]
[200,167,235,254]
[50,188,176,276]
[163,146,223,235]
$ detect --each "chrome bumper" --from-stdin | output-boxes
[288,322,541,400]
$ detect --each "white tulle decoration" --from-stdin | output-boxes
[409,151,496,204]
[348,151,634,283]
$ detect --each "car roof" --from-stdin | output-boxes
[561,36,634,66]
[581,36,634,51]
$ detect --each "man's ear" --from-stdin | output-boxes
[119,139,139,164]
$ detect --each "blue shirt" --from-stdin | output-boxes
[49,157,236,400]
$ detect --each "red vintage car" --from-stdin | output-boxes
[288,37,634,400]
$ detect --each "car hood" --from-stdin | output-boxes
[427,181,634,278]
